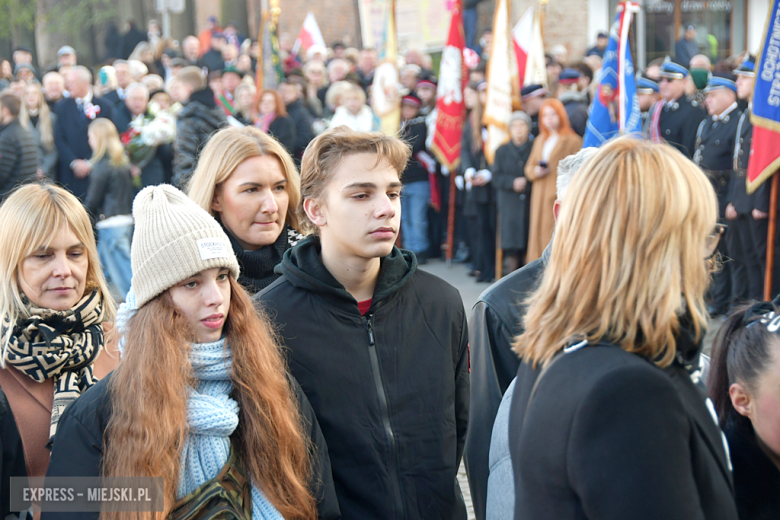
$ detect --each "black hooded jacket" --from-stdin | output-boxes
[172,87,226,188]
[254,236,470,520]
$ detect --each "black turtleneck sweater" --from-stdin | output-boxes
[221,221,304,294]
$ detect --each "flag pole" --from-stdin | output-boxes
[495,222,503,279]
[446,174,457,267]
[764,173,779,300]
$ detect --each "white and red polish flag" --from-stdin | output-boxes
[512,6,547,87]
[292,12,326,55]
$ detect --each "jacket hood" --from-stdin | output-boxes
[187,87,218,109]
[276,235,417,306]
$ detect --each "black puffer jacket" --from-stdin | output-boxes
[43,372,341,520]
[255,237,470,520]
[0,118,38,199]
[172,87,226,189]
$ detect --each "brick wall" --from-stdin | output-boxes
[189,0,592,60]
[276,0,361,49]
[511,0,591,61]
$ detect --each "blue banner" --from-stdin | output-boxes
[752,0,780,133]
[583,4,642,147]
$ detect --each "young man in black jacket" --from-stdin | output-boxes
[255,127,470,520]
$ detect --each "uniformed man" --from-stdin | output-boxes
[694,73,742,315]
[734,55,780,297]
[646,58,706,159]
[637,76,660,129]
[520,84,548,138]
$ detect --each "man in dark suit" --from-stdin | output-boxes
[693,73,742,315]
[54,65,114,200]
[102,60,134,108]
[112,82,170,187]
[646,59,706,159]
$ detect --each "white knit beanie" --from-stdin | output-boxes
[131,184,240,308]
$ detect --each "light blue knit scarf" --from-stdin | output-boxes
[117,290,283,519]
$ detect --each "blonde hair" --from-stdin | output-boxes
[187,126,302,232]
[88,119,129,167]
[339,84,366,105]
[514,137,717,368]
[19,82,54,151]
[0,184,116,359]
[234,83,257,119]
[299,126,411,234]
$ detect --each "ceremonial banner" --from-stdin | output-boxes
[431,0,467,169]
[512,6,547,87]
[371,0,401,135]
[257,11,284,91]
[482,0,516,165]
[582,1,642,148]
[747,0,780,193]
[292,12,326,55]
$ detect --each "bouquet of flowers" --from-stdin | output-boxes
[120,109,177,170]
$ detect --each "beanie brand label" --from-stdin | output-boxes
[197,238,230,261]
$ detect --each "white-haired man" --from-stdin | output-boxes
[465,146,598,520]
[53,65,114,199]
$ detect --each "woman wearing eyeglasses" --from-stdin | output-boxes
[507,137,738,520]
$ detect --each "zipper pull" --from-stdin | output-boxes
[366,315,375,346]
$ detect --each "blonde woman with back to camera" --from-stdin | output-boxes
[0,184,119,519]
[508,137,738,519]
[188,126,305,294]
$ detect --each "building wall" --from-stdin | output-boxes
[275,0,361,48]
[748,0,769,54]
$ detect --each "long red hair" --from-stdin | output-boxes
[101,277,315,520]
[259,89,288,117]
[538,98,574,139]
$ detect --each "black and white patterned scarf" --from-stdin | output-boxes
[2,290,105,439]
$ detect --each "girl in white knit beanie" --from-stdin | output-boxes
[44,185,338,520]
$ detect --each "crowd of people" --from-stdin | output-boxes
[0,13,778,520]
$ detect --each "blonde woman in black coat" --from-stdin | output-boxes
[508,137,738,520]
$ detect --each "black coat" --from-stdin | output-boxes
[43,371,341,520]
[83,157,134,222]
[200,49,225,74]
[53,95,114,199]
[101,89,121,108]
[656,96,706,159]
[492,139,533,251]
[733,108,769,214]
[285,99,315,160]
[267,115,297,156]
[254,237,470,520]
[724,413,780,520]
[112,103,171,187]
[460,118,492,209]
[464,245,548,520]
[509,337,738,520]
[400,117,429,185]
[694,107,741,217]
[0,387,28,520]
[172,88,226,189]
[0,118,38,199]
[559,91,589,138]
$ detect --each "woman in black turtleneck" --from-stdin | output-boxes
[187,126,305,294]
